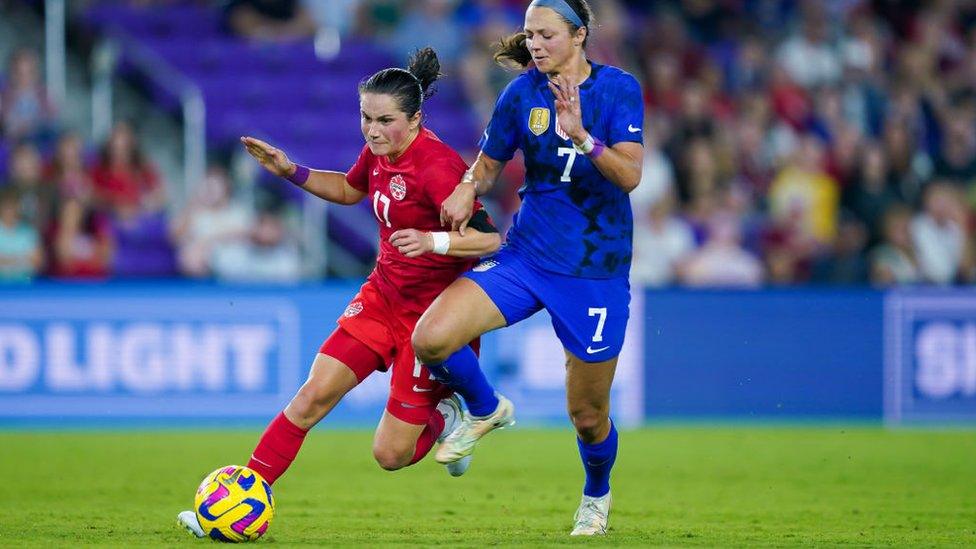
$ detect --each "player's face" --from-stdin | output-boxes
[524,7,585,75]
[360,93,421,159]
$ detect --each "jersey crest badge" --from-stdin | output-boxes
[389,174,406,201]
[528,107,550,136]
[343,302,364,317]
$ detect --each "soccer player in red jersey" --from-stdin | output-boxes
[178,48,500,538]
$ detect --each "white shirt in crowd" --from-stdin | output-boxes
[910,214,964,284]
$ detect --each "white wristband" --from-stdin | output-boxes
[574,134,595,154]
[430,231,451,255]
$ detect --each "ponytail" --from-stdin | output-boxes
[359,47,443,118]
[493,31,533,69]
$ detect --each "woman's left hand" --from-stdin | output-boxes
[548,74,585,142]
[389,229,432,258]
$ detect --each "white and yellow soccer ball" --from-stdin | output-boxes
[194,465,275,542]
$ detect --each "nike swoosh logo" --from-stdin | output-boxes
[249,455,271,468]
[586,345,611,354]
[627,125,642,133]
[412,385,433,392]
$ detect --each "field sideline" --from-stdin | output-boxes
[2,427,974,546]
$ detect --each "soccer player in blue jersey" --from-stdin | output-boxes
[411,0,643,536]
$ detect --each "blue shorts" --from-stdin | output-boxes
[464,247,631,362]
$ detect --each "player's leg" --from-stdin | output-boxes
[542,273,630,535]
[371,399,436,471]
[565,351,618,536]
[413,277,506,416]
[248,328,384,485]
[415,253,541,463]
[179,330,382,538]
[384,339,472,474]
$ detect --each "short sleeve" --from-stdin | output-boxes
[345,145,372,192]
[605,73,645,147]
[422,155,468,208]
[479,79,522,162]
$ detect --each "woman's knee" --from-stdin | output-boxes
[569,407,610,443]
[372,444,411,471]
[412,316,454,364]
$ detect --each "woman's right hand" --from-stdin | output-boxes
[440,181,477,235]
[241,136,294,178]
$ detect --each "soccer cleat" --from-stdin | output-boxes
[570,492,611,536]
[436,395,464,444]
[436,395,473,476]
[435,395,515,464]
[177,510,205,538]
[445,454,472,477]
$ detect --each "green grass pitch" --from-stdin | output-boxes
[1,427,974,546]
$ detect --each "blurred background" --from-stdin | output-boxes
[1,0,975,427]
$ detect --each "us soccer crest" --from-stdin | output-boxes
[389,174,406,201]
[528,107,550,136]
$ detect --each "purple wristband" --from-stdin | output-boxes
[588,137,606,159]
[287,164,310,186]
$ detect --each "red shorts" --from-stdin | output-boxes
[319,280,476,424]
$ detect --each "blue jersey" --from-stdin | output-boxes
[480,62,644,279]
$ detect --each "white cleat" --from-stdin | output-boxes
[177,510,205,538]
[570,492,611,536]
[436,395,473,476]
[435,395,515,465]
[436,395,463,444]
[445,454,472,477]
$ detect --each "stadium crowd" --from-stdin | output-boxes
[2,0,976,287]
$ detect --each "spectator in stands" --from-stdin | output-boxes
[585,0,634,72]
[932,109,976,187]
[211,207,301,282]
[47,197,112,279]
[810,212,870,285]
[90,120,164,215]
[630,179,695,287]
[0,48,57,146]
[882,119,930,206]
[0,188,43,282]
[4,141,55,229]
[729,113,776,202]
[46,131,93,201]
[674,136,722,235]
[911,182,969,285]
[869,203,920,286]
[677,211,763,287]
[460,13,522,125]
[842,142,900,245]
[775,1,841,89]
[223,0,317,42]
[389,0,462,66]
[768,134,839,247]
[171,166,253,278]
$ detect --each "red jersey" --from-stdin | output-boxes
[346,128,482,314]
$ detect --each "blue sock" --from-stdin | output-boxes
[425,345,499,417]
[577,419,617,498]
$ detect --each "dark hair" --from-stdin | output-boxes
[494,0,593,69]
[359,47,442,119]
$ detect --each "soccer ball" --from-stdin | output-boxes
[193,465,275,542]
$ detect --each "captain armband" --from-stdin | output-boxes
[465,209,498,234]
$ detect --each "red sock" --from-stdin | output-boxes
[247,412,308,485]
[408,410,445,465]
